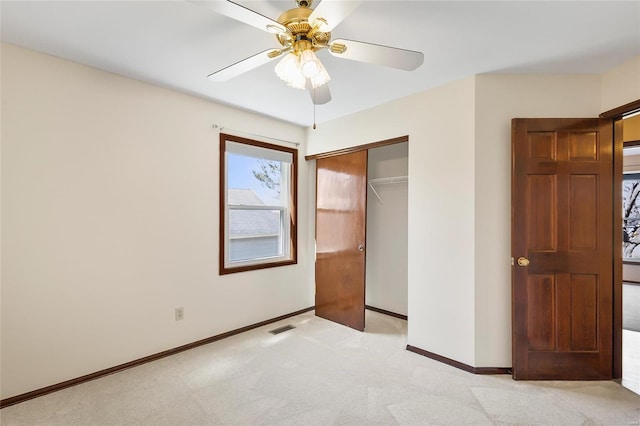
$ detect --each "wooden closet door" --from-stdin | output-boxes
[315,151,367,331]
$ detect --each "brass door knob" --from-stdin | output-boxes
[517,257,530,267]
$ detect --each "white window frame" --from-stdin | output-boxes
[220,134,297,274]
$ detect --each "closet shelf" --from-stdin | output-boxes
[368,175,408,186]
[368,175,408,204]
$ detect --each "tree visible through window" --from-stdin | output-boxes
[220,134,297,274]
[253,159,281,196]
[623,173,640,260]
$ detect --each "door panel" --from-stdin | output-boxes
[315,151,367,331]
[512,118,613,380]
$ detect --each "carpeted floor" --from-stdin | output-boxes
[1,310,638,425]
[624,283,640,332]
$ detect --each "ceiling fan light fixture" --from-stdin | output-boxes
[299,49,321,78]
[275,53,307,90]
[310,60,330,88]
[204,0,426,106]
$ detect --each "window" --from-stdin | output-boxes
[220,134,297,274]
[623,172,640,261]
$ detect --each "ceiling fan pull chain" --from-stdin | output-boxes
[313,86,317,129]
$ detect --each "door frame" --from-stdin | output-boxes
[601,98,640,379]
[304,135,409,162]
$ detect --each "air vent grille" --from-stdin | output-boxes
[269,324,296,335]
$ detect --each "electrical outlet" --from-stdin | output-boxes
[175,307,184,321]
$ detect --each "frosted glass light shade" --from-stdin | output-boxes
[286,69,307,90]
[309,60,331,88]
[274,53,298,80]
[274,53,306,90]
[300,49,321,78]
[274,50,329,90]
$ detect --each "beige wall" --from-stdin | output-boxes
[0,43,312,399]
[601,56,640,112]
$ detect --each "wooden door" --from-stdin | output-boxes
[315,151,367,331]
[512,118,613,380]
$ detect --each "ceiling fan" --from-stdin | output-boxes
[199,0,424,105]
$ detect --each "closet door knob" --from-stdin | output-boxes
[358,244,365,252]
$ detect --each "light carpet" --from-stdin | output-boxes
[1,310,639,425]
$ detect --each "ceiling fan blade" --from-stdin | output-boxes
[307,82,332,105]
[208,49,282,82]
[329,39,424,71]
[194,0,286,34]
[308,0,362,32]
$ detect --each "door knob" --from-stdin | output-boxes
[517,257,530,267]
[358,244,365,252]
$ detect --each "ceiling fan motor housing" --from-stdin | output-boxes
[277,3,330,52]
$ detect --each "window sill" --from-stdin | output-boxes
[220,258,297,275]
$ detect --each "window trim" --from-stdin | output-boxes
[219,133,298,275]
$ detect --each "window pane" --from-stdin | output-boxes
[228,153,281,206]
[228,209,282,262]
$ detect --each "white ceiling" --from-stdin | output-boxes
[2,1,639,127]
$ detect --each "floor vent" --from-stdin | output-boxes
[269,324,295,335]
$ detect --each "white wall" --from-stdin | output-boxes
[366,143,408,316]
[0,43,312,399]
